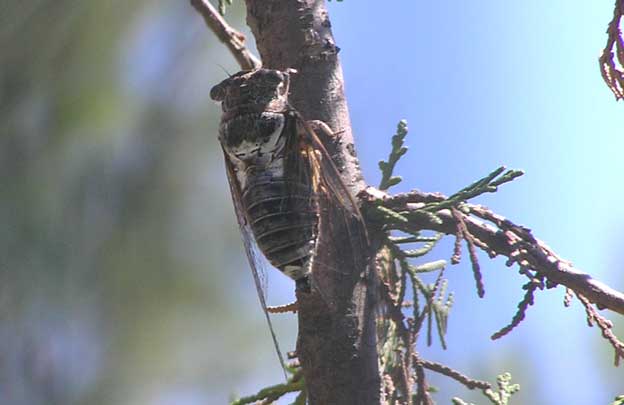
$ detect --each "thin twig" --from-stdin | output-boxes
[451,214,463,265]
[576,292,624,366]
[564,288,574,307]
[403,324,414,404]
[419,358,492,391]
[190,0,261,70]
[452,207,485,298]
[379,120,408,190]
[491,279,540,340]
[267,301,298,313]
[230,370,304,405]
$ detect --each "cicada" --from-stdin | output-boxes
[210,68,369,372]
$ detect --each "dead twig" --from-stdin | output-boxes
[190,0,261,70]
[576,292,624,366]
[599,0,624,100]
[491,278,541,340]
[267,301,299,314]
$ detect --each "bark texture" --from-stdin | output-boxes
[244,1,380,404]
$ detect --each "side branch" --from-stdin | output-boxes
[377,189,624,316]
[420,359,491,391]
[190,0,260,70]
[600,0,624,100]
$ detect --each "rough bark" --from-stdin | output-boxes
[244,1,380,404]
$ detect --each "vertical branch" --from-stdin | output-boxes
[243,1,379,404]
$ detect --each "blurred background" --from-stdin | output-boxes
[0,1,622,404]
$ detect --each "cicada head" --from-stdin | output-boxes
[210,68,294,115]
[212,69,299,173]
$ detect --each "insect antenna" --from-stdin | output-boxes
[216,63,233,77]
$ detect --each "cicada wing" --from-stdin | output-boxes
[222,150,288,379]
[292,114,371,305]
[296,116,370,268]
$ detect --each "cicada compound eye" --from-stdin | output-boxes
[259,69,284,84]
[210,81,228,102]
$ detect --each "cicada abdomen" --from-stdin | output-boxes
[211,68,320,290]
[242,173,319,284]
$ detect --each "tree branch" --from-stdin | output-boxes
[377,188,624,316]
[190,0,260,70]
